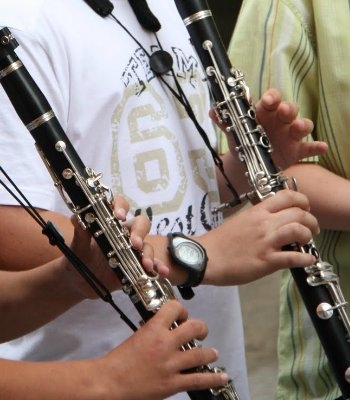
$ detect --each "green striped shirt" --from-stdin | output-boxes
[229,1,350,399]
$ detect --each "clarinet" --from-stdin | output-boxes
[0,27,239,400]
[174,0,350,398]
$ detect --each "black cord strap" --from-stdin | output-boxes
[109,10,241,208]
[0,166,137,332]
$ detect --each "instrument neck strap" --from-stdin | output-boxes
[83,0,241,207]
[0,166,138,332]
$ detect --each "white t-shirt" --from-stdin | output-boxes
[0,1,249,399]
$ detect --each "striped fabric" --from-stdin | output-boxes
[229,1,350,399]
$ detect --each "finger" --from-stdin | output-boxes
[268,250,316,270]
[140,243,171,276]
[208,108,217,122]
[174,368,229,393]
[140,242,155,272]
[112,195,130,220]
[209,107,227,131]
[157,300,189,327]
[173,319,209,344]
[273,223,315,249]
[257,190,310,213]
[276,101,299,124]
[296,141,328,158]
[273,207,319,236]
[124,215,151,250]
[173,346,219,373]
[288,118,314,140]
[70,216,91,251]
[257,88,282,112]
[152,257,170,276]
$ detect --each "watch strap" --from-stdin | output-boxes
[167,232,208,292]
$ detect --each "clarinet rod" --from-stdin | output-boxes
[174,0,350,398]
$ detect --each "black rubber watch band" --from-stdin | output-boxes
[167,232,208,288]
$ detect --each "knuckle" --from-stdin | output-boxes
[294,208,308,221]
[279,189,295,203]
[288,221,303,236]
[188,319,208,340]
[290,223,312,244]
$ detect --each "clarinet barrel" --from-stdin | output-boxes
[174,1,350,398]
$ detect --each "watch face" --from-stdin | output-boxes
[175,241,204,266]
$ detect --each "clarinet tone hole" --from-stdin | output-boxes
[84,212,96,224]
[62,168,73,179]
[247,108,256,119]
[0,35,10,45]
[108,257,120,269]
[260,135,270,148]
[311,247,320,259]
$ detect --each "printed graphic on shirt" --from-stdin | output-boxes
[110,45,222,235]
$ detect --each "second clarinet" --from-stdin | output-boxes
[174,0,350,398]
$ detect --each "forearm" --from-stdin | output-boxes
[0,206,73,271]
[145,230,247,287]
[216,151,251,210]
[0,358,109,400]
[147,189,320,288]
[0,258,83,342]
[285,163,350,231]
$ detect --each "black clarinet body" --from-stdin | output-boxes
[174,0,350,398]
[0,27,239,400]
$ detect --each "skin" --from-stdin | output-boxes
[0,199,228,400]
[255,91,347,232]
[0,90,326,284]
[285,163,350,232]
[0,196,156,341]
[0,301,227,400]
[0,89,326,400]
[215,88,327,204]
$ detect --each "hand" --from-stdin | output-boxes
[62,195,168,299]
[210,88,327,170]
[97,300,228,400]
[254,88,328,168]
[0,301,228,399]
[199,190,320,285]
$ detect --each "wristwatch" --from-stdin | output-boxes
[167,232,208,289]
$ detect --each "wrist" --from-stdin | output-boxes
[194,235,213,285]
[167,232,208,288]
